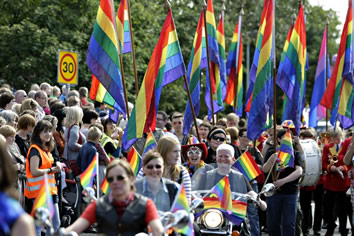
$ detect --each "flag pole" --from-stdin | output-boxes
[233,7,244,113]
[203,0,215,125]
[325,17,329,131]
[127,0,140,97]
[111,0,130,119]
[96,152,100,199]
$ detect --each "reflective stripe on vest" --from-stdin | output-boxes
[100,133,117,157]
[24,144,58,199]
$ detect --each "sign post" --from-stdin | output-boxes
[57,50,79,86]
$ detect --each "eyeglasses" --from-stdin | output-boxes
[187,150,202,156]
[146,164,162,170]
[212,136,225,142]
[107,175,126,183]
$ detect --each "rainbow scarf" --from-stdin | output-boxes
[80,154,97,189]
[31,174,55,218]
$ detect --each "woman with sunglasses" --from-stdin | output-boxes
[205,127,227,164]
[157,136,192,203]
[65,159,164,235]
[135,150,179,214]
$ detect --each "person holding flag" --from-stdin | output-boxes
[262,128,304,236]
[65,159,164,235]
[24,120,62,235]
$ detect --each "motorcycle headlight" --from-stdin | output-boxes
[202,209,224,229]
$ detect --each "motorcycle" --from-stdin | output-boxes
[192,183,275,236]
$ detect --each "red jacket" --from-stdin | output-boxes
[322,137,351,192]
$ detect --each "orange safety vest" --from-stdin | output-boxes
[24,144,58,199]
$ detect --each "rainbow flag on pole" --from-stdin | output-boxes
[277,129,294,170]
[80,154,98,189]
[142,131,157,157]
[183,10,206,136]
[210,176,233,212]
[247,0,274,140]
[30,173,55,218]
[170,185,194,235]
[321,0,354,129]
[203,197,247,226]
[117,0,131,54]
[225,14,243,116]
[233,151,262,181]
[127,147,142,176]
[86,0,127,117]
[122,9,186,150]
[100,177,110,195]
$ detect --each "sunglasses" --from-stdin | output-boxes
[212,136,225,142]
[173,121,182,125]
[146,164,162,170]
[187,150,202,156]
[107,175,126,183]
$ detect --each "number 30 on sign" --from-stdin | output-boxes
[57,50,79,85]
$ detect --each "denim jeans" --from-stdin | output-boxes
[247,182,260,236]
[266,193,298,236]
[35,203,60,236]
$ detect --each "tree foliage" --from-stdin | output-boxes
[0,0,341,120]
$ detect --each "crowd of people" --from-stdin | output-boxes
[0,82,353,236]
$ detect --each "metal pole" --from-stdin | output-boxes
[325,18,329,131]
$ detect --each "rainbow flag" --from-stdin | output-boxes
[183,10,206,136]
[127,147,142,176]
[245,0,270,115]
[277,4,307,135]
[203,197,247,226]
[321,1,354,129]
[233,151,262,181]
[117,0,131,54]
[100,177,110,195]
[204,0,227,119]
[170,185,194,235]
[86,0,127,117]
[247,0,274,140]
[210,176,233,212]
[90,74,116,108]
[122,9,186,150]
[141,131,157,157]
[80,154,97,189]
[31,174,55,218]
[277,129,294,170]
[225,14,243,116]
[309,26,329,128]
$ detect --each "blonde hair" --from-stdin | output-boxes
[64,106,83,127]
[87,126,102,142]
[0,125,16,138]
[20,98,38,113]
[156,136,181,182]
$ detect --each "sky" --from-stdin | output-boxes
[308,0,348,26]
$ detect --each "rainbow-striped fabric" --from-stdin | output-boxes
[142,131,157,157]
[205,0,227,119]
[203,197,247,226]
[117,0,131,54]
[170,185,194,235]
[127,147,142,177]
[225,14,243,116]
[247,0,274,140]
[277,129,294,170]
[183,10,206,136]
[210,176,233,212]
[122,9,185,150]
[233,151,262,181]
[100,177,110,195]
[321,0,354,129]
[31,174,55,218]
[86,0,127,117]
[80,154,97,189]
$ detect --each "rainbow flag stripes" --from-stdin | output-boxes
[170,185,194,236]
[233,151,262,181]
[122,9,185,150]
[142,131,157,157]
[31,174,55,218]
[117,0,131,54]
[127,147,142,177]
[203,197,247,226]
[80,154,98,189]
[210,176,233,212]
[100,177,110,195]
[86,0,127,117]
[277,129,295,170]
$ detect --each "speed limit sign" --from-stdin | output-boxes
[57,50,78,85]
